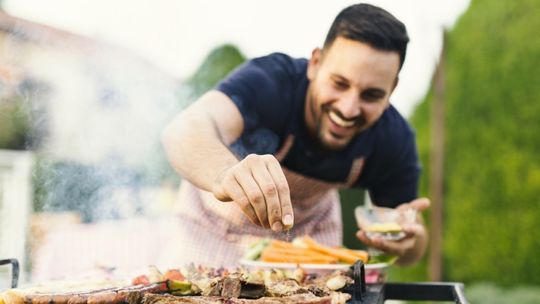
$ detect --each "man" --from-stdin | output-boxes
[161,3,429,267]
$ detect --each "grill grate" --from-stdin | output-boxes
[0,258,468,303]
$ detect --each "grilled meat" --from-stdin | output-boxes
[141,293,335,304]
[220,277,241,298]
[1,267,352,304]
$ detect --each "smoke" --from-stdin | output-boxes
[34,159,141,222]
[1,23,185,222]
[30,48,183,221]
[0,17,214,281]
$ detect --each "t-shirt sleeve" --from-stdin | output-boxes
[215,54,294,134]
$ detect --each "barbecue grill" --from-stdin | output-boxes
[344,260,468,303]
[1,258,468,303]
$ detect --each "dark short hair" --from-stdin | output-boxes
[323,3,409,69]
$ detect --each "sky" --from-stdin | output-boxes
[3,0,470,117]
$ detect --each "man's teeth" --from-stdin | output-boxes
[329,111,355,127]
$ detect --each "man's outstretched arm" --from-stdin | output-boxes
[161,90,294,231]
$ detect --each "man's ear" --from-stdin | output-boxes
[392,76,399,92]
[386,77,400,109]
[307,48,322,80]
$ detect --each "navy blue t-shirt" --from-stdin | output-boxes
[216,53,420,207]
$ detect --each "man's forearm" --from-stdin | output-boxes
[162,91,294,231]
[161,111,239,193]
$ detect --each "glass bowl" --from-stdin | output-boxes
[354,205,417,241]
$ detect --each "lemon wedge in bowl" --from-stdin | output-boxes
[366,222,403,233]
[365,222,405,241]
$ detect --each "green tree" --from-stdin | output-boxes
[0,97,31,150]
[411,0,540,286]
[186,44,246,100]
[0,78,49,150]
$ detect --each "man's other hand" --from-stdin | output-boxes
[356,197,430,266]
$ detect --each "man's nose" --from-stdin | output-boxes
[335,92,361,118]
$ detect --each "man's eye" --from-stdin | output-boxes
[333,81,348,90]
[362,92,383,102]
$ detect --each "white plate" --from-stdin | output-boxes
[239,259,388,271]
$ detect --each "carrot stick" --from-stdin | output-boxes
[262,247,339,262]
[301,236,360,264]
[260,251,337,264]
[264,247,317,255]
[333,248,369,263]
[265,245,327,255]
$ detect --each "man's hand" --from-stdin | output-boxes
[212,154,294,232]
[356,197,430,266]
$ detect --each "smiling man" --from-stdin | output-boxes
[305,37,400,150]
[162,3,430,267]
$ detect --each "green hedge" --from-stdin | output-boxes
[467,283,540,304]
[0,77,50,150]
[186,44,246,100]
[0,97,32,150]
[411,0,540,286]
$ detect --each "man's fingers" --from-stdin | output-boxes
[356,230,372,244]
[410,197,430,211]
[215,154,292,231]
[225,177,260,226]
[397,197,431,212]
[356,230,416,257]
[235,169,269,228]
[212,166,235,202]
[402,223,425,236]
[251,161,282,231]
[374,240,408,256]
[355,230,396,253]
[265,156,294,229]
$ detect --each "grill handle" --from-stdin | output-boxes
[382,282,468,304]
[0,258,19,288]
[343,260,367,302]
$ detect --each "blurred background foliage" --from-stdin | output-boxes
[185,44,246,100]
[0,78,48,150]
[411,0,540,287]
[0,96,31,150]
[466,283,540,304]
[345,0,540,300]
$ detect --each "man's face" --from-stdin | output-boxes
[305,37,401,150]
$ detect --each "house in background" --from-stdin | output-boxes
[0,10,185,282]
[0,10,182,167]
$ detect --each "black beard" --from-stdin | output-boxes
[306,90,367,151]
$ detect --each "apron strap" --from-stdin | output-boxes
[343,157,365,187]
[275,134,365,188]
[274,134,295,162]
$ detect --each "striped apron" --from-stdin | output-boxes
[157,135,364,268]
